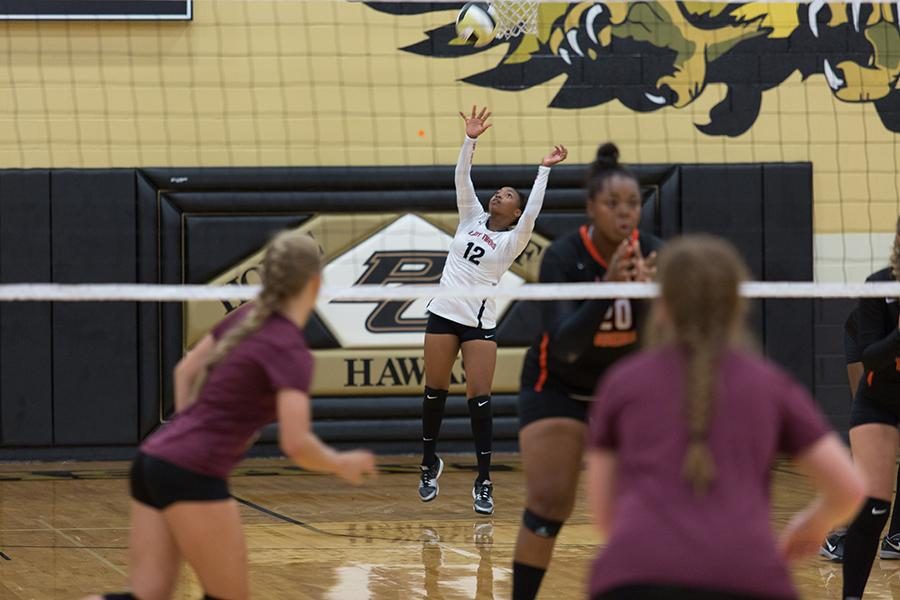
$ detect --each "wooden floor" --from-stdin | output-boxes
[0,454,896,599]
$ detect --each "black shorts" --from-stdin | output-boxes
[426,312,496,344]
[518,385,590,429]
[595,585,789,600]
[130,452,231,510]
[849,392,900,429]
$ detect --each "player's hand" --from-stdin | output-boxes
[604,239,638,282]
[335,450,377,485]
[460,105,492,138]
[778,507,831,563]
[633,243,658,283]
[541,144,568,167]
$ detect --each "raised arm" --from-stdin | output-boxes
[512,145,568,251]
[456,106,492,224]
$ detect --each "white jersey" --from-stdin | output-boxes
[428,136,551,329]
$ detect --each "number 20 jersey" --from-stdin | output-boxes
[520,226,664,398]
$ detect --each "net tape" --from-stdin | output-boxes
[0,282,899,302]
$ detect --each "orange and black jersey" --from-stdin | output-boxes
[520,226,664,398]
[856,267,900,403]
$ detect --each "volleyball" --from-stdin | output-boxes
[456,2,497,48]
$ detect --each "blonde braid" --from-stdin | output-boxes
[192,230,321,397]
[652,235,749,495]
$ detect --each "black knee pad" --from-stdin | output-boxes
[202,595,225,600]
[523,508,563,538]
[468,395,492,420]
[104,594,139,600]
[850,497,891,536]
[424,386,448,405]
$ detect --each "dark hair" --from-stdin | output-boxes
[586,142,637,198]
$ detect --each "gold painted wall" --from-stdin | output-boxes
[0,0,897,279]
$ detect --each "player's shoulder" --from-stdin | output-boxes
[544,229,583,258]
[866,267,894,282]
[247,313,309,354]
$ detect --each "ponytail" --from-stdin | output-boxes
[192,231,321,399]
[681,335,721,495]
[652,235,750,495]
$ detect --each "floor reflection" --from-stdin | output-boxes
[421,523,496,600]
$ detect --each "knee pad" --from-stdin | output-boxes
[202,595,225,600]
[850,497,891,536]
[104,594,139,600]
[468,395,492,420]
[424,386,448,404]
[522,508,563,539]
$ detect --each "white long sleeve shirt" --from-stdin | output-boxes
[427,136,551,329]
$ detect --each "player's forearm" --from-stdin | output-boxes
[548,299,614,363]
[860,329,900,371]
[282,432,343,474]
[516,165,551,233]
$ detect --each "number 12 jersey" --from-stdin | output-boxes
[427,136,551,329]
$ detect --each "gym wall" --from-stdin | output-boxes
[0,0,895,454]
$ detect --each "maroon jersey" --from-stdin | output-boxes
[588,347,830,599]
[142,307,313,479]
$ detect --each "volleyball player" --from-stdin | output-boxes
[418,106,568,515]
[842,215,900,599]
[87,231,376,600]
[586,235,864,600]
[511,143,661,599]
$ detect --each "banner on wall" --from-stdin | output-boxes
[0,0,192,20]
[184,212,550,396]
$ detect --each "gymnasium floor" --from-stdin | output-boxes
[0,454,894,599]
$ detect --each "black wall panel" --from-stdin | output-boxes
[0,171,52,446]
[51,171,138,445]
[763,165,814,391]
[0,162,822,454]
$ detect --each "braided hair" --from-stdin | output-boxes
[193,230,322,396]
[652,235,750,495]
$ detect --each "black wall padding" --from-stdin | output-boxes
[0,162,818,451]
[814,298,858,431]
[311,395,518,419]
[51,171,139,445]
[184,215,311,284]
[0,171,53,446]
[136,173,161,438]
[763,165,814,391]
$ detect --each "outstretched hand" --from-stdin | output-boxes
[542,145,568,167]
[460,105,492,138]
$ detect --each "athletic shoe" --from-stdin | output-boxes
[473,479,494,515]
[820,531,846,562]
[880,533,900,559]
[418,456,444,502]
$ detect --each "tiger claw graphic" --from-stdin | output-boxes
[365,1,900,135]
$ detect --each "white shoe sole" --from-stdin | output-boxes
[472,485,494,515]
[819,547,841,561]
[880,549,900,559]
[418,458,444,503]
